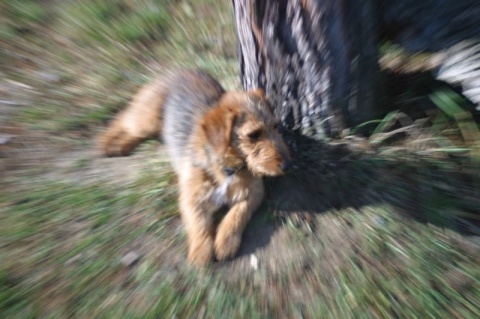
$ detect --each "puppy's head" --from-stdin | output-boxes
[201,89,291,177]
[200,105,245,176]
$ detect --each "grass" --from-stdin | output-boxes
[1,0,238,134]
[1,0,480,318]
[3,181,479,318]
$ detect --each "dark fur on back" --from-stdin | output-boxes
[161,70,225,169]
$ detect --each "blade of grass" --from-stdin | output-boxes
[429,89,480,145]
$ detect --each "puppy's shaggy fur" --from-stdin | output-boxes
[100,69,291,265]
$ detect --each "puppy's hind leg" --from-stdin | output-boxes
[99,120,147,156]
[99,79,166,156]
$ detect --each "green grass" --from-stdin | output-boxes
[1,0,480,318]
[57,0,171,45]
[3,180,479,318]
[1,162,181,318]
[2,0,238,134]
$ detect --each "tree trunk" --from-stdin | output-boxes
[232,0,381,138]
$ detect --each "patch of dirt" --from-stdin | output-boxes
[0,120,167,187]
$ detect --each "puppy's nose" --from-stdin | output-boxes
[280,160,293,171]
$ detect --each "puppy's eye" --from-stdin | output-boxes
[273,122,279,130]
[248,130,262,141]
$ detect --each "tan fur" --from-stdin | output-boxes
[99,70,291,265]
[99,78,166,156]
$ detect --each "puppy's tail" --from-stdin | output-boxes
[99,78,167,156]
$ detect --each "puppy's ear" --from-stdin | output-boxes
[249,88,274,114]
[201,108,236,155]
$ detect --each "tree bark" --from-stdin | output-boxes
[232,0,381,138]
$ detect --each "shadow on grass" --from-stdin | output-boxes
[238,132,480,256]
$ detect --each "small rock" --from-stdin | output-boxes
[250,254,259,270]
[0,134,14,145]
[65,253,83,266]
[373,215,388,227]
[36,71,61,83]
[121,251,140,267]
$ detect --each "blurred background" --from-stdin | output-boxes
[1,1,479,318]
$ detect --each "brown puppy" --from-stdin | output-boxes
[100,69,291,265]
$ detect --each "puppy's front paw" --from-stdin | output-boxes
[187,236,214,266]
[214,228,242,261]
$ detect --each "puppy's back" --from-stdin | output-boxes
[162,70,225,165]
[99,69,225,160]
